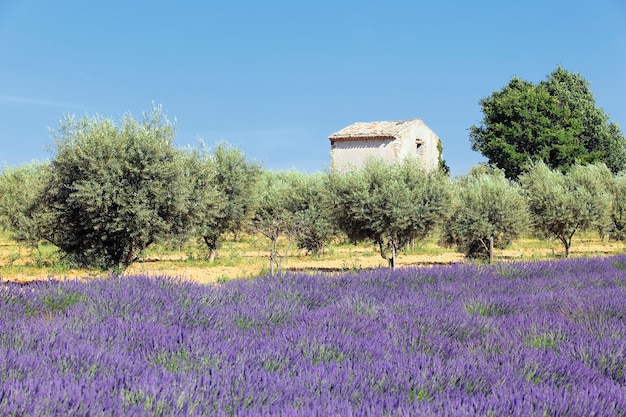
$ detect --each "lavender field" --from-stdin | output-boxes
[2,257,626,416]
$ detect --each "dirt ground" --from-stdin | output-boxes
[1,235,624,285]
[123,249,467,285]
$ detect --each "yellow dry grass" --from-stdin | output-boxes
[1,231,624,285]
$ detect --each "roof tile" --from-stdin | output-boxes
[328,119,421,141]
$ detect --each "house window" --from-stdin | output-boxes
[416,140,426,158]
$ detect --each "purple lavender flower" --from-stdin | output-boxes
[1,257,626,415]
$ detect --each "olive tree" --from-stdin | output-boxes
[566,162,614,240]
[251,170,304,275]
[251,170,338,274]
[35,105,191,271]
[442,169,528,263]
[175,147,225,257]
[0,162,49,245]
[293,172,338,256]
[327,157,452,269]
[607,173,626,242]
[199,142,262,261]
[520,161,612,257]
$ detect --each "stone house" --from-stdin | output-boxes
[328,119,441,172]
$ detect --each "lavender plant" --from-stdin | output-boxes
[2,256,626,416]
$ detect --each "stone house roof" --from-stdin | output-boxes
[328,119,422,141]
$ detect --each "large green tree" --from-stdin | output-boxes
[470,66,626,179]
[35,105,191,271]
[327,157,452,269]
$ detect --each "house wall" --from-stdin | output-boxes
[399,121,440,171]
[330,138,396,171]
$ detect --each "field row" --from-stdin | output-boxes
[1,232,625,283]
[2,256,626,415]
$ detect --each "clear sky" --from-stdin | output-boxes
[1,0,625,176]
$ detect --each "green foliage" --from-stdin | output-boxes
[442,169,528,261]
[470,66,626,179]
[520,161,612,257]
[436,138,450,174]
[0,162,49,244]
[250,169,336,274]
[543,67,626,174]
[526,332,563,352]
[292,173,338,256]
[327,157,452,268]
[251,171,304,275]
[171,142,261,262]
[608,173,626,242]
[179,146,225,261]
[42,289,86,315]
[567,162,614,239]
[34,105,191,271]
[204,143,262,258]
[464,300,511,317]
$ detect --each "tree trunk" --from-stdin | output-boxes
[390,245,396,270]
[124,238,135,269]
[269,236,279,275]
[270,251,276,275]
[317,241,324,257]
[203,236,218,262]
[478,238,490,262]
[378,240,393,268]
[559,230,576,258]
[560,234,572,258]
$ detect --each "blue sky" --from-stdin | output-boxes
[1,0,625,176]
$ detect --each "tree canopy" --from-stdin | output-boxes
[442,168,528,263]
[519,161,612,258]
[470,66,626,179]
[327,157,452,269]
[291,172,337,256]
[177,147,224,260]
[610,173,626,242]
[251,170,305,275]
[0,161,49,245]
[197,142,262,261]
[35,105,191,271]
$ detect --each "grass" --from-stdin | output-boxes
[0,230,624,283]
